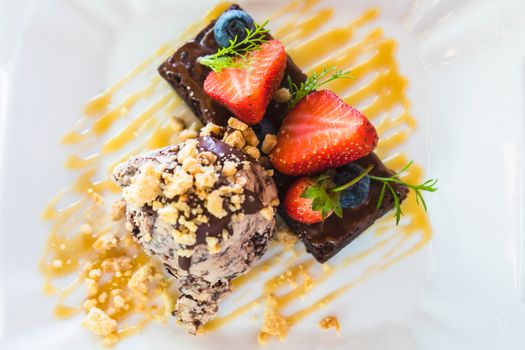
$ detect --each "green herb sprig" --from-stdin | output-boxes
[198,20,270,72]
[287,67,354,108]
[301,172,342,219]
[300,161,438,225]
[369,160,438,224]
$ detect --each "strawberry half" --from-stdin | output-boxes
[284,177,329,224]
[203,39,287,125]
[270,90,378,176]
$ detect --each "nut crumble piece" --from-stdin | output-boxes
[163,167,193,198]
[80,224,93,235]
[227,117,248,131]
[127,264,154,295]
[179,129,199,141]
[242,145,261,160]
[221,161,238,177]
[260,206,274,221]
[319,316,340,331]
[223,130,245,149]
[206,236,221,254]
[273,87,291,103]
[242,127,259,147]
[93,233,118,251]
[82,307,117,336]
[123,163,162,207]
[206,189,227,218]
[111,199,126,221]
[170,116,186,132]
[258,294,289,343]
[261,134,278,154]
[274,217,298,249]
[200,122,223,137]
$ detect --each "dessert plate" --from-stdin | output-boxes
[1,0,525,349]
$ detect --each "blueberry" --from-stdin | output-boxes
[214,10,255,48]
[334,163,371,209]
[252,118,276,144]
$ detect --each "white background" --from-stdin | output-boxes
[1,0,525,349]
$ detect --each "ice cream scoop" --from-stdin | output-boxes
[113,136,278,333]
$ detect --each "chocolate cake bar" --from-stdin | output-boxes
[159,4,408,263]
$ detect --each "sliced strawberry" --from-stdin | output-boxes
[203,40,287,125]
[270,90,378,176]
[284,177,329,224]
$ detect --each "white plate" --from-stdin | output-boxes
[1,0,525,349]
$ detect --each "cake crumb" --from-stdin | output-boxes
[258,294,289,343]
[111,199,126,221]
[273,87,291,103]
[82,307,117,336]
[261,134,278,154]
[228,117,248,131]
[319,316,340,331]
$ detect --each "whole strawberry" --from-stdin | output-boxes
[284,177,331,224]
[203,39,287,125]
[270,90,378,175]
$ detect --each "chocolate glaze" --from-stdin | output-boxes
[158,5,408,263]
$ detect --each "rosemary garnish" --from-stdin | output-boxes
[198,20,270,72]
[287,67,354,108]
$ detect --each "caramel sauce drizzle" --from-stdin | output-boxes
[41,0,432,345]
